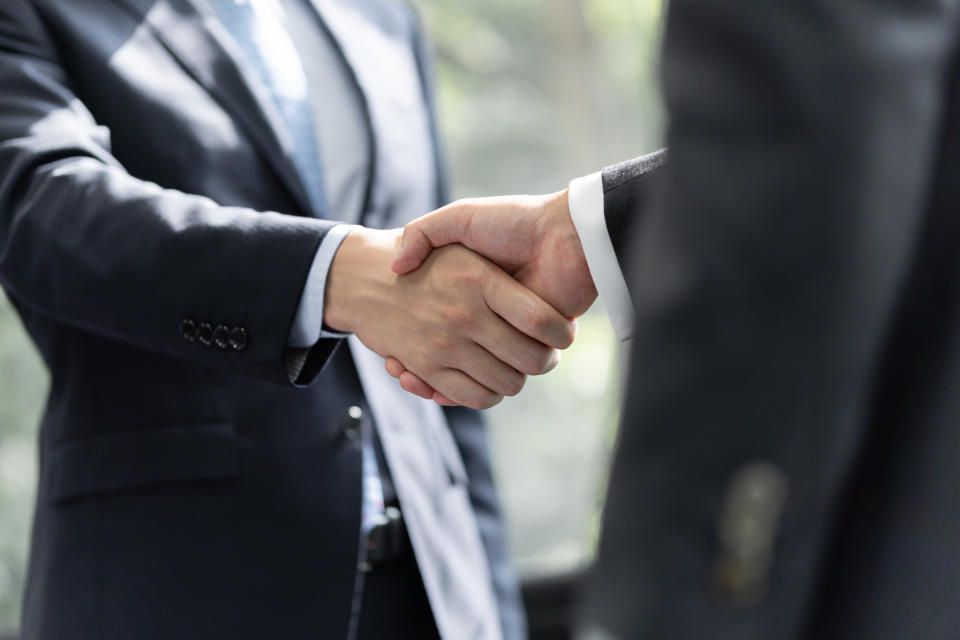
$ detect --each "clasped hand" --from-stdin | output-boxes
[324,190,598,409]
[323,227,577,410]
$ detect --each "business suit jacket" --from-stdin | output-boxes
[580,0,960,637]
[0,1,521,638]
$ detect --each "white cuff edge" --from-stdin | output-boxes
[568,172,634,341]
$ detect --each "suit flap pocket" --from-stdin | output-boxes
[48,422,238,503]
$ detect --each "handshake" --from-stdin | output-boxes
[323,188,600,410]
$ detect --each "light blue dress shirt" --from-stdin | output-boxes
[274,0,369,347]
[286,0,438,349]
[203,0,384,538]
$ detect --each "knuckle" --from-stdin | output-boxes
[428,328,457,356]
[504,372,526,397]
[409,353,435,376]
[513,344,550,375]
[459,266,487,291]
[529,346,554,375]
[476,392,504,410]
[523,304,549,336]
[558,324,576,349]
[515,351,539,376]
[444,305,476,331]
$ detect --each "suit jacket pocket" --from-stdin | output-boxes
[48,421,238,504]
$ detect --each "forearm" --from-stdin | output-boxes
[0,151,335,384]
[0,5,341,384]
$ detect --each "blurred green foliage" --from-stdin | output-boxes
[0,292,47,628]
[415,0,662,197]
[413,0,662,576]
[0,0,661,630]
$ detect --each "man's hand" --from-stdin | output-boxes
[324,227,576,410]
[385,190,597,404]
[391,189,597,317]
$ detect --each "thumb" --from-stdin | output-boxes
[390,225,434,274]
[391,204,472,274]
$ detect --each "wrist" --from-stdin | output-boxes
[535,187,598,316]
[545,188,595,293]
[543,188,575,242]
[323,227,401,334]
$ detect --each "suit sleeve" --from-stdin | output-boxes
[0,0,340,386]
[581,0,960,637]
[568,149,665,340]
[600,149,667,264]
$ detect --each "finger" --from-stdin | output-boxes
[482,271,577,350]
[391,203,474,274]
[398,371,437,400]
[423,368,503,410]
[385,356,405,378]
[388,358,445,401]
[475,316,562,376]
[386,357,437,400]
[444,342,526,398]
[433,393,457,406]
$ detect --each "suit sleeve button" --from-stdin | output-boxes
[229,326,248,351]
[181,318,198,342]
[197,322,214,346]
[212,324,230,349]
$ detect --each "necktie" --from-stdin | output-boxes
[208,0,385,536]
[207,0,328,214]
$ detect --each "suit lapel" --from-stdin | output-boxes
[109,0,315,215]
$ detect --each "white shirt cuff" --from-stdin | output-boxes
[287,224,357,348]
[568,171,634,341]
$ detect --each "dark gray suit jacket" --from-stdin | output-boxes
[0,1,521,638]
[582,0,960,637]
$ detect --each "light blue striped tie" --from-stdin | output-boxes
[208,0,328,214]
[210,0,386,538]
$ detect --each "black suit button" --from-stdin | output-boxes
[343,405,362,441]
[181,318,198,342]
[212,324,230,349]
[197,322,214,346]
[229,326,248,351]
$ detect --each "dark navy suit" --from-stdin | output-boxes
[581,0,960,637]
[0,1,522,638]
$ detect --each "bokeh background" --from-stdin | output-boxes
[0,0,663,631]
